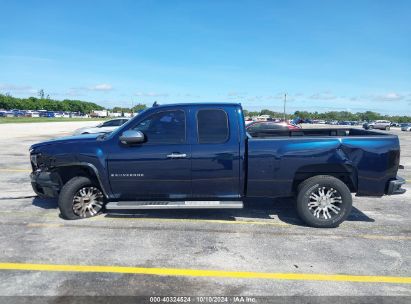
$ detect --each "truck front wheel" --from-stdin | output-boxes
[296,175,352,228]
[58,176,105,220]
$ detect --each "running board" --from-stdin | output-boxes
[105,200,243,210]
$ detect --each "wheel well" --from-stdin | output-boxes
[52,165,101,190]
[293,164,357,193]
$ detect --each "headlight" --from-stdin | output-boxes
[30,154,38,167]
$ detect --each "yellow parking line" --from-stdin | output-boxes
[26,223,63,228]
[0,262,410,284]
[359,234,411,241]
[0,168,31,172]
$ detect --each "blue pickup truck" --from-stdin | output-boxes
[30,103,406,228]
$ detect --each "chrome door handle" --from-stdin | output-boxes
[167,153,187,159]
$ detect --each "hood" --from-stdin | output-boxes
[30,133,101,150]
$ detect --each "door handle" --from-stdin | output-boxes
[167,153,187,159]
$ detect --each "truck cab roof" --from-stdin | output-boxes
[147,102,242,109]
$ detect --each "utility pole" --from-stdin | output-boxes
[283,93,287,122]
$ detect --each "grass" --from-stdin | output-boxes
[0,117,107,124]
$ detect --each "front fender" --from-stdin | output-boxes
[54,162,112,198]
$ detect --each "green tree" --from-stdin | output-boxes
[131,103,147,112]
[0,93,104,114]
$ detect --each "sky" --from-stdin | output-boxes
[0,0,410,114]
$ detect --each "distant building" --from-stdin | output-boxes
[90,110,108,118]
[108,112,122,118]
[254,114,271,121]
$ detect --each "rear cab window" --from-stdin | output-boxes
[196,109,229,143]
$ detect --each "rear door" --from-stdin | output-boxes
[189,107,241,199]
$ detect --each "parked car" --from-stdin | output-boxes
[0,111,14,117]
[254,114,271,121]
[292,117,312,124]
[25,111,40,118]
[401,123,411,131]
[73,118,130,135]
[29,103,406,228]
[244,118,254,125]
[246,121,301,136]
[325,120,338,125]
[363,120,391,130]
[11,110,26,117]
[54,111,70,118]
[39,111,55,118]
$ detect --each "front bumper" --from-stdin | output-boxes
[386,176,406,195]
[30,170,61,198]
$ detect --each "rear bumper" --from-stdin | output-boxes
[30,171,61,198]
[386,176,406,195]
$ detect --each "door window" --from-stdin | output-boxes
[102,119,122,127]
[132,110,186,144]
[197,109,229,143]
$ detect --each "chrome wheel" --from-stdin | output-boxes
[72,186,104,218]
[308,186,342,220]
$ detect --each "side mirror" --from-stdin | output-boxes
[119,130,145,144]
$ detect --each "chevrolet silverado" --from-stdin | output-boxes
[30,103,406,227]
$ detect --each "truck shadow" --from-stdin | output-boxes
[32,197,58,209]
[31,196,374,227]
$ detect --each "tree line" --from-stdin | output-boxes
[243,109,411,123]
[0,93,104,114]
[0,93,150,115]
[111,104,147,113]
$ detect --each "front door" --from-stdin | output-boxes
[107,109,191,200]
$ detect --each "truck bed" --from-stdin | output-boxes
[246,128,400,198]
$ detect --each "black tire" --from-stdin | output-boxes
[385,126,390,130]
[368,125,373,130]
[296,175,352,228]
[58,176,105,220]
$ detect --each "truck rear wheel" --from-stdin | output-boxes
[296,175,352,228]
[58,176,105,220]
